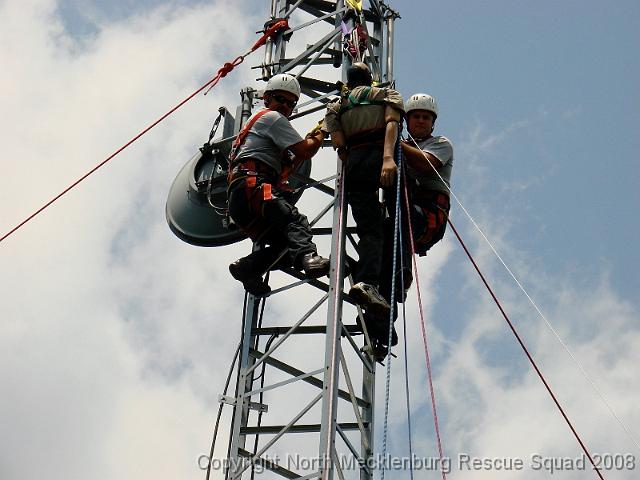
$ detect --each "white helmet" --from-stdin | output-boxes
[406,93,438,118]
[265,73,301,99]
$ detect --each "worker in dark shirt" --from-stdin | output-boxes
[324,63,405,324]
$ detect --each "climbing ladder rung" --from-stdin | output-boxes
[249,348,369,408]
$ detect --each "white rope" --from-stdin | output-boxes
[405,131,640,453]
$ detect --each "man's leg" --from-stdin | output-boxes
[344,146,390,317]
[349,189,384,285]
[227,180,274,296]
[261,191,330,277]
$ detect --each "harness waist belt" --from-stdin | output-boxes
[412,189,450,209]
[345,127,385,149]
[229,159,278,185]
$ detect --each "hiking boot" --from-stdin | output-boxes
[301,253,331,279]
[372,341,390,362]
[357,313,398,347]
[348,282,390,318]
[362,340,391,363]
[229,259,271,296]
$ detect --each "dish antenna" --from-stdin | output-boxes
[166,92,311,247]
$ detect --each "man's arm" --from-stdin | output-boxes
[401,141,442,173]
[323,103,348,161]
[288,130,325,160]
[380,106,401,187]
[328,130,348,161]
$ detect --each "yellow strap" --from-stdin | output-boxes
[345,0,363,12]
[306,120,324,138]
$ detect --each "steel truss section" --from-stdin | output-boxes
[221,3,398,480]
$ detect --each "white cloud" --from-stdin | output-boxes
[1,1,260,478]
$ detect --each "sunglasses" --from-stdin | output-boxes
[272,94,297,109]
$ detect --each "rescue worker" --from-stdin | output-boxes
[401,93,452,258]
[364,93,453,350]
[323,62,404,319]
[227,74,330,296]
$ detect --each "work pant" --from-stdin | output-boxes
[227,176,317,273]
[379,186,450,316]
[344,145,385,286]
[410,189,450,255]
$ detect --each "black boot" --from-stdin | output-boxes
[301,253,330,279]
[357,313,398,347]
[229,258,271,296]
[348,282,390,318]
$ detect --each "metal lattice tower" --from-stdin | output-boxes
[210,3,400,480]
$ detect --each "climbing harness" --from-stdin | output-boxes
[410,190,450,256]
[338,86,387,114]
[228,108,273,170]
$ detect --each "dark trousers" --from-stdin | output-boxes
[379,185,450,317]
[228,177,317,273]
[345,145,385,286]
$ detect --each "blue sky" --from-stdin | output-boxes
[1,1,639,479]
[396,0,640,297]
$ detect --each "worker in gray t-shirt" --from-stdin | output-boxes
[227,74,329,296]
[401,93,453,254]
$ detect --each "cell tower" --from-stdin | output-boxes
[166,2,400,480]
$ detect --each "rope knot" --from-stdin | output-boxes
[218,62,235,77]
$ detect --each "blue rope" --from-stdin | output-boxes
[380,126,403,480]
[398,157,415,480]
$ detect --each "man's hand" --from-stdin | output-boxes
[380,155,397,187]
[305,129,324,144]
[306,120,326,140]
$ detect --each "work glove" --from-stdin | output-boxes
[306,120,327,140]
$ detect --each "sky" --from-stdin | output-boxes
[1,1,639,479]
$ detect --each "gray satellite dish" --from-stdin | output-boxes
[166,140,312,247]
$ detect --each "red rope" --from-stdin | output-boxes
[0,21,289,245]
[447,219,605,480]
[401,170,447,480]
[252,19,289,51]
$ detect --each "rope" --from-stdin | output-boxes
[205,341,241,480]
[379,129,403,480]
[400,162,447,480]
[224,291,250,474]
[448,219,604,479]
[251,301,272,480]
[0,20,289,245]
[405,131,640,454]
[396,156,415,480]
